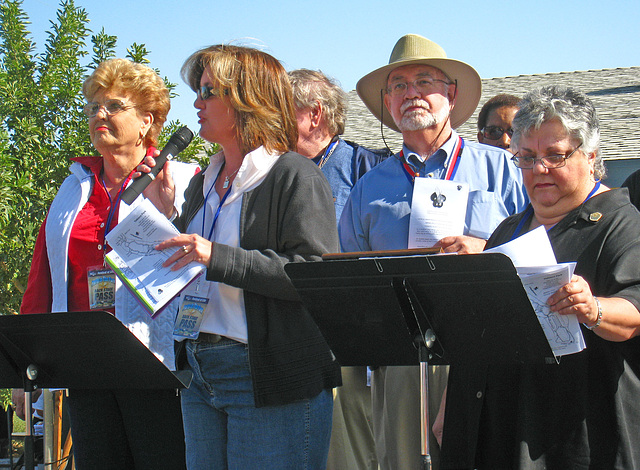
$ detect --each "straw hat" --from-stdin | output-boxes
[356,34,482,131]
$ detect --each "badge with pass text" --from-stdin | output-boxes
[174,295,209,339]
[87,266,116,309]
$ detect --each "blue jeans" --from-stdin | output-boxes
[181,338,333,469]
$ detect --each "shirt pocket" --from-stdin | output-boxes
[466,190,510,240]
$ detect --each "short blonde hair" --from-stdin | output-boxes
[181,44,297,155]
[83,58,170,147]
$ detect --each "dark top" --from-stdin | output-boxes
[621,168,640,211]
[175,152,342,407]
[441,188,640,469]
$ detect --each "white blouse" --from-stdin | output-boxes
[185,146,280,343]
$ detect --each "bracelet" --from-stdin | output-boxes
[586,296,603,330]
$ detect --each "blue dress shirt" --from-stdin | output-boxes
[339,130,529,251]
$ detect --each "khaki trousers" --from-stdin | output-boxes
[371,365,449,470]
[327,366,378,470]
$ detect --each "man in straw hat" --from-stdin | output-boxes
[339,34,528,470]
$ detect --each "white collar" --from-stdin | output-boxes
[203,146,281,205]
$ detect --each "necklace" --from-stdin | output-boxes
[222,165,240,189]
[317,137,339,169]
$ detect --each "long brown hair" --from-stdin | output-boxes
[182,44,298,155]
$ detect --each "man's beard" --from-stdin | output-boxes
[394,99,450,132]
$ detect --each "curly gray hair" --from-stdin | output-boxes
[289,69,347,136]
[512,86,605,180]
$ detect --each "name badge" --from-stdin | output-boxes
[174,295,209,339]
[87,266,116,309]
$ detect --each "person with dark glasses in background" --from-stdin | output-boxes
[477,93,520,153]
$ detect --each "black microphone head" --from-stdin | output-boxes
[169,126,194,152]
[120,126,194,205]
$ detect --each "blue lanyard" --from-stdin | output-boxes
[511,180,601,240]
[101,174,132,239]
[202,167,232,241]
[511,206,535,240]
[585,179,601,201]
[317,139,339,168]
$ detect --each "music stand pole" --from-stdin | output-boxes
[419,342,431,470]
[23,364,38,470]
[418,328,437,470]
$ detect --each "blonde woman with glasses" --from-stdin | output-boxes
[19,58,197,469]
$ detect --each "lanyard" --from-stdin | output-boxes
[100,172,133,267]
[202,166,232,241]
[101,173,133,241]
[317,138,339,169]
[401,135,464,184]
[511,180,602,240]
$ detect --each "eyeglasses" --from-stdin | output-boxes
[83,99,134,118]
[197,85,229,101]
[386,77,452,97]
[511,143,583,169]
[481,125,513,140]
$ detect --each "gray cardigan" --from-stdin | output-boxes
[175,152,342,407]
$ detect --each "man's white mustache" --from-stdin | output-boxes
[400,99,430,114]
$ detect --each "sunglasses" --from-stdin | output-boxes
[197,86,229,101]
[481,125,514,140]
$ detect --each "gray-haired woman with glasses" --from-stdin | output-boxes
[440,86,640,469]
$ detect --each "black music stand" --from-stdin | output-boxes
[286,252,553,470]
[0,311,192,470]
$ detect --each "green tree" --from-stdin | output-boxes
[0,0,208,314]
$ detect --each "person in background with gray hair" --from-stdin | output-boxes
[290,69,390,224]
[477,93,520,153]
[289,68,389,470]
[440,85,640,469]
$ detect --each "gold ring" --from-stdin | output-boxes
[182,245,189,253]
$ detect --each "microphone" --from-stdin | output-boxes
[121,126,194,205]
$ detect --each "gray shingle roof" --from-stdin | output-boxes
[343,67,640,164]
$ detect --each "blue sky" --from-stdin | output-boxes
[20,0,640,133]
